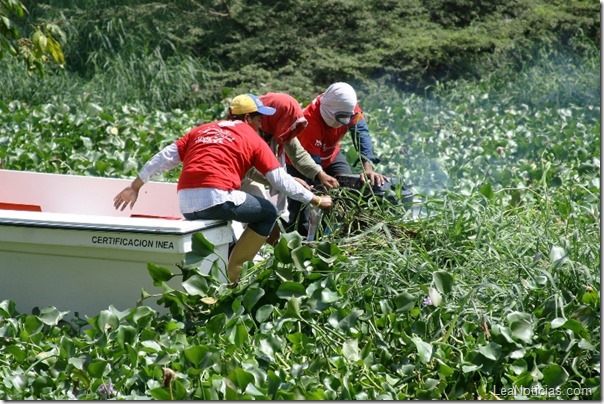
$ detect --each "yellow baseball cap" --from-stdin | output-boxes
[230,94,276,115]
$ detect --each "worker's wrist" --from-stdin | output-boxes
[312,196,322,206]
[131,177,144,191]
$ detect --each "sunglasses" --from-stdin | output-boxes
[335,112,356,125]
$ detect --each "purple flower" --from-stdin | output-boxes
[98,382,115,399]
[423,296,433,306]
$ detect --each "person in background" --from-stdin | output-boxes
[113,93,333,286]
[284,82,387,237]
[240,92,339,243]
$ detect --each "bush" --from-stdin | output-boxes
[12,0,599,105]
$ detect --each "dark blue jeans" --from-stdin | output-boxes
[183,193,278,237]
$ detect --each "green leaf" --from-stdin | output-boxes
[541,364,569,387]
[319,288,339,304]
[509,348,526,359]
[559,318,589,338]
[393,291,417,312]
[117,325,137,348]
[257,338,276,362]
[173,379,188,400]
[425,378,439,390]
[511,371,533,388]
[244,383,267,398]
[87,359,109,378]
[462,364,481,373]
[510,319,533,344]
[283,297,302,319]
[228,368,255,390]
[274,237,293,264]
[230,323,249,346]
[306,389,326,400]
[150,387,172,400]
[210,260,223,281]
[282,231,303,250]
[379,299,393,315]
[183,251,207,266]
[578,338,596,351]
[276,282,306,299]
[478,342,502,361]
[437,361,454,378]
[32,30,47,53]
[411,336,433,364]
[182,274,209,296]
[191,231,215,256]
[0,300,17,317]
[224,378,239,400]
[99,112,115,122]
[6,345,26,362]
[267,370,281,398]
[291,245,313,271]
[433,271,454,294]
[206,313,226,336]
[24,315,44,336]
[243,286,265,312]
[80,136,93,149]
[46,36,64,66]
[184,345,212,368]
[581,290,599,306]
[1,16,11,30]
[32,376,53,395]
[336,309,361,330]
[68,357,86,370]
[479,183,494,199]
[316,241,341,264]
[37,306,68,326]
[131,306,155,327]
[98,310,119,334]
[510,359,528,375]
[255,304,274,323]
[507,311,531,323]
[231,296,242,315]
[274,264,294,282]
[141,340,161,353]
[147,263,174,284]
[343,339,360,361]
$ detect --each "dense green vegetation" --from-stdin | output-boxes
[0,0,600,400]
[0,43,600,398]
[2,0,599,108]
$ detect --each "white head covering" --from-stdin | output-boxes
[319,82,357,128]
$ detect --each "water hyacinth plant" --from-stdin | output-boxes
[0,44,599,399]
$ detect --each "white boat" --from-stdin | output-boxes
[0,169,232,318]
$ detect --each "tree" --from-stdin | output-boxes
[0,0,65,74]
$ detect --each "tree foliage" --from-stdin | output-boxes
[7,0,601,102]
[0,0,65,74]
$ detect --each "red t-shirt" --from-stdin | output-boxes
[291,94,363,169]
[174,120,281,191]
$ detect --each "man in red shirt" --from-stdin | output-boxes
[241,92,340,243]
[285,82,387,237]
[113,93,333,285]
